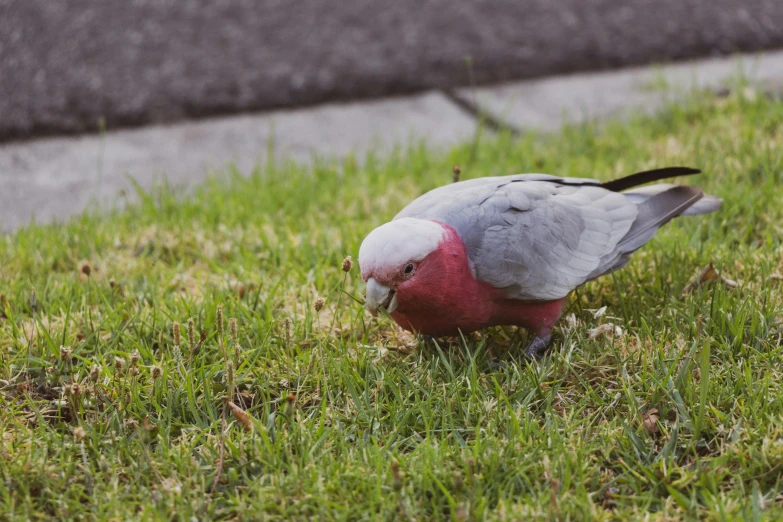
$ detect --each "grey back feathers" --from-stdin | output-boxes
[394,170,721,301]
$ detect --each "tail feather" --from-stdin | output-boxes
[683,194,722,216]
[587,171,721,281]
[623,183,722,216]
[619,185,706,253]
[601,167,701,192]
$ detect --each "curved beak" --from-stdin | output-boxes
[364,277,398,317]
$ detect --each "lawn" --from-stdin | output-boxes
[2,86,783,521]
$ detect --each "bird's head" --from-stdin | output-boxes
[358,217,462,317]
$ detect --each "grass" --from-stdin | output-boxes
[2,85,783,521]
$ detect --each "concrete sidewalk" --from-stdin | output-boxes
[1,50,783,232]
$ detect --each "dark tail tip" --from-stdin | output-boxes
[601,167,701,192]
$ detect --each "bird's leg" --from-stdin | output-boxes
[519,298,567,359]
[524,332,552,359]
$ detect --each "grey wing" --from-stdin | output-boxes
[395,173,711,301]
[472,182,638,300]
[396,176,638,301]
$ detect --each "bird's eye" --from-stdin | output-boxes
[403,263,415,276]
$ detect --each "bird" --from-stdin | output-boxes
[358,167,721,357]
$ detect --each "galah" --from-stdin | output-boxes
[358,167,721,356]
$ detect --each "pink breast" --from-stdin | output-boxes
[388,222,567,337]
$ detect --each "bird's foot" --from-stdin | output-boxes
[524,333,552,359]
[488,359,509,369]
[417,334,438,347]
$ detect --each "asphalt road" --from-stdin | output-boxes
[1,0,782,140]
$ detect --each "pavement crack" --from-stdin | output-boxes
[442,89,523,137]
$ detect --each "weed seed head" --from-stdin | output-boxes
[60,345,73,363]
[172,322,181,347]
[283,317,293,341]
[216,305,225,338]
[173,346,183,365]
[314,296,326,313]
[454,471,464,490]
[81,262,92,277]
[151,365,162,380]
[229,318,238,343]
[90,365,100,383]
[130,350,140,366]
[285,392,296,417]
[341,256,353,272]
[391,460,402,490]
[187,318,196,347]
[142,416,156,432]
[114,357,125,373]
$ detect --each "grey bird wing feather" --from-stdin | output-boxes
[394,172,720,301]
